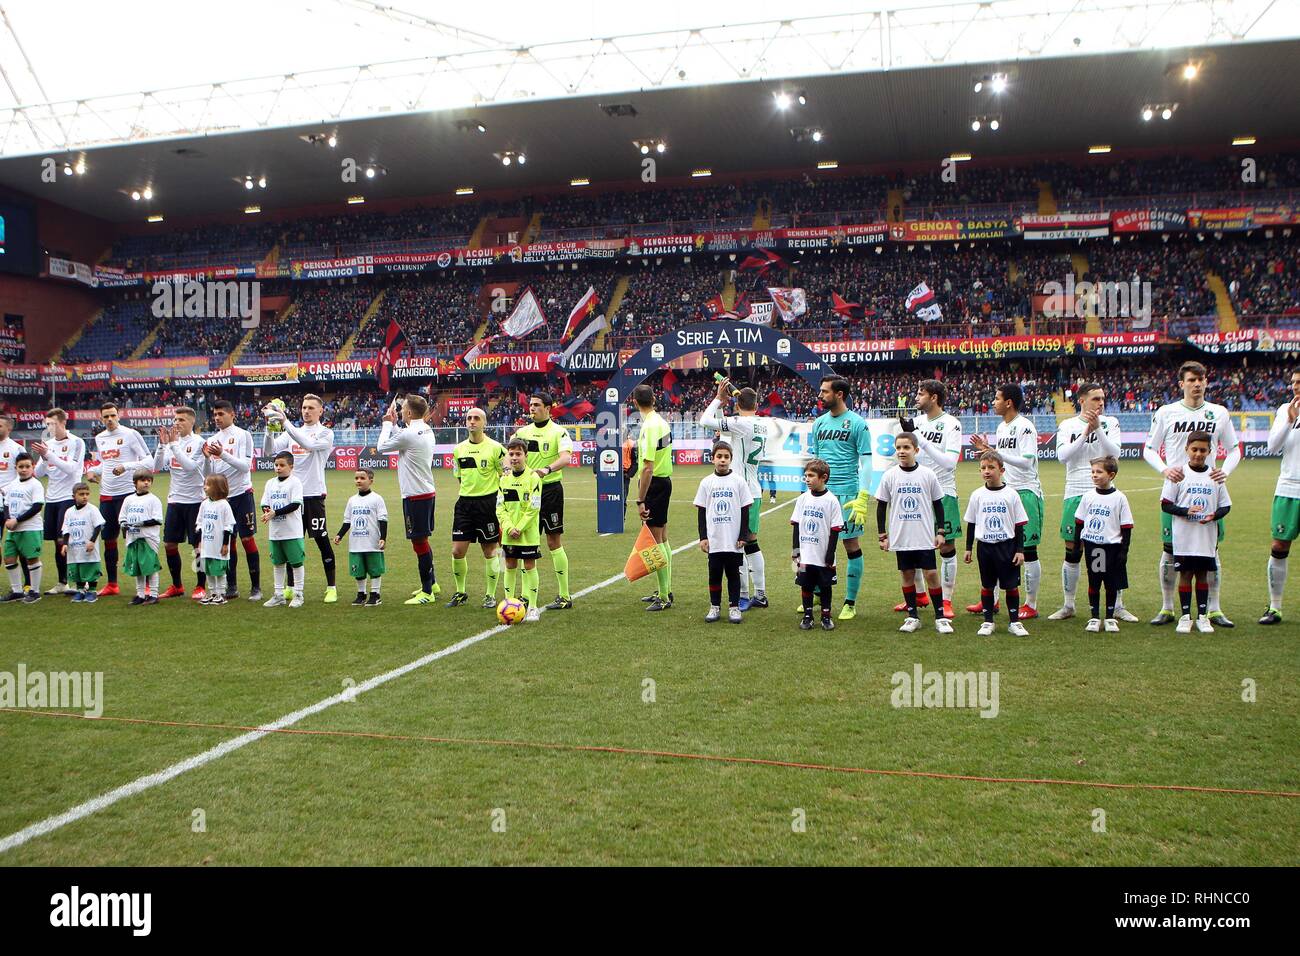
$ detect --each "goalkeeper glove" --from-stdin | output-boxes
[845,489,874,525]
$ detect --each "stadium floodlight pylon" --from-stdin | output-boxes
[2,0,1297,156]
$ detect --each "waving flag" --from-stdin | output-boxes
[501,287,548,339]
[767,287,807,326]
[662,368,682,405]
[561,286,601,342]
[376,319,408,392]
[904,282,935,312]
[455,334,497,371]
[738,248,789,276]
[831,287,866,321]
[915,303,944,322]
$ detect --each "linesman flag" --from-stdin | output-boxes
[624,524,671,582]
[376,319,408,391]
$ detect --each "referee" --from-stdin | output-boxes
[511,392,574,610]
[448,407,505,608]
[634,383,674,611]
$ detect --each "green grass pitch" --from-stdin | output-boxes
[0,460,1296,865]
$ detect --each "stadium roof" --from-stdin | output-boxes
[0,0,1297,222]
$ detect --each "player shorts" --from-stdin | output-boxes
[349,551,386,579]
[3,530,42,561]
[1060,495,1083,543]
[1270,495,1300,542]
[939,495,960,542]
[67,561,101,585]
[1017,490,1043,549]
[303,496,329,540]
[270,538,306,567]
[895,548,937,572]
[229,490,257,539]
[643,476,672,527]
[745,495,762,537]
[503,544,541,561]
[540,482,565,536]
[1081,541,1129,590]
[43,499,73,541]
[796,564,836,591]
[1174,554,1217,575]
[163,501,202,546]
[452,493,500,544]
[402,495,435,540]
[976,539,1021,591]
[122,538,162,577]
[99,494,124,541]
[834,490,865,540]
[1160,510,1225,546]
[204,557,229,578]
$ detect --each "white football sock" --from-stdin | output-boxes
[370,577,381,594]
[148,573,159,595]
[1208,554,1222,612]
[294,564,305,597]
[1268,555,1287,610]
[739,555,750,599]
[136,576,146,598]
[273,565,286,593]
[749,549,766,592]
[1062,559,1080,608]
[941,553,957,601]
[6,564,21,591]
[1025,560,1041,608]
[1159,552,1176,611]
[29,563,42,593]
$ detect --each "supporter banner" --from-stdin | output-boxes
[445,397,478,415]
[392,355,462,378]
[807,332,1159,362]
[48,257,96,286]
[92,265,143,288]
[231,362,300,386]
[290,255,375,280]
[779,224,891,249]
[888,218,1017,242]
[299,359,378,383]
[0,319,23,362]
[112,356,210,382]
[0,376,44,396]
[1187,328,1300,355]
[172,370,234,388]
[1186,207,1253,231]
[557,349,619,372]
[13,406,178,427]
[1083,331,1160,356]
[1251,204,1300,227]
[1021,213,1110,241]
[1111,209,1189,233]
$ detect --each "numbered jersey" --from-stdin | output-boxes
[717,415,768,496]
[913,412,962,497]
[994,415,1042,497]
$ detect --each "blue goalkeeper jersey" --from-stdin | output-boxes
[810,408,872,496]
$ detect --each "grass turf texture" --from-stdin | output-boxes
[0,461,1295,866]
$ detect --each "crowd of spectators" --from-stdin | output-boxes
[244,283,374,358]
[1212,238,1300,322]
[537,183,752,238]
[608,263,725,341]
[353,273,485,355]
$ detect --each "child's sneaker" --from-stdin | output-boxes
[820,616,835,631]
[1175,614,1193,633]
[129,595,146,606]
[799,615,814,630]
[289,594,305,608]
[1194,617,1215,633]
[83,590,98,604]
[1104,618,1120,633]
[366,593,382,607]
[704,606,721,623]
[1085,618,1102,633]
[898,617,922,633]
[728,606,742,624]
[351,594,367,607]
[264,594,287,607]
[977,621,996,636]
[143,595,158,605]
[525,606,541,623]
[209,593,227,605]
[70,591,85,603]
[935,618,953,634]
[1008,621,1029,637]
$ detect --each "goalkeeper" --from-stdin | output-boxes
[809,375,874,621]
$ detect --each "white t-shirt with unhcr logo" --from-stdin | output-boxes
[693,470,752,554]
[790,489,844,567]
[874,463,943,551]
[963,484,1027,544]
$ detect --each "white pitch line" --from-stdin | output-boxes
[0,497,797,855]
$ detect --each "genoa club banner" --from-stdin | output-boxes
[1187,327,1300,355]
[1021,213,1111,241]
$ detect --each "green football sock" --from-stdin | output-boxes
[654,542,672,596]
[523,568,539,609]
[550,547,570,598]
[452,556,468,595]
[484,551,501,598]
[502,567,516,600]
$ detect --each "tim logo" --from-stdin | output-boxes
[650,343,665,359]
[777,338,791,356]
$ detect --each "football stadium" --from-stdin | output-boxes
[0,0,1296,900]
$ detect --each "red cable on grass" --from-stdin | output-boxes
[3,707,1297,799]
